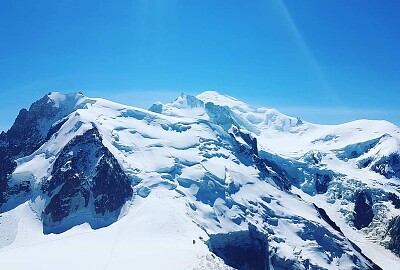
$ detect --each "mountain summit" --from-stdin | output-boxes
[0,91,399,269]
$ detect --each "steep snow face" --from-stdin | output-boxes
[0,91,399,270]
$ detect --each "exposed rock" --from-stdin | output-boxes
[353,190,374,230]
[0,149,17,208]
[207,225,269,270]
[1,93,86,210]
[371,153,400,179]
[387,216,400,256]
[41,127,132,233]
[315,174,331,194]
[230,126,258,156]
[387,193,400,209]
[313,203,343,234]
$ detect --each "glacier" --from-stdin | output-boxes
[0,91,400,269]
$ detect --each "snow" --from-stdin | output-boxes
[47,92,88,109]
[1,90,400,269]
[0,190,218,270]
[197,91,249,109]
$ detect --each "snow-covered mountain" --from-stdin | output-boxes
[0,91,399,270]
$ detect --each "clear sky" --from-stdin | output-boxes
[1,0,399,131]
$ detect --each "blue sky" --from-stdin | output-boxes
[1,0,399,131]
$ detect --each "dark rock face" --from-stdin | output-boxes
[387,216,400,256]
[1,94,68,210]
[353,190,374,230]
[41,127,132,234]
[313,203,343,234]
[0,149,17,207]
[46,118,68,140]
[3,98,57,158]
[230,127,258,156]
[371,153,400,179]
[387,193,400,209]
[92,153,133,215]
[315,174,331,194]
[0,150,30,213]
[255,156,292,191]
[207,225,269,270]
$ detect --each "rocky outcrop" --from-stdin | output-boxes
[207,225,269,270]
[0,148,17,208]
[353,190,374,230]
[41,127,132,233]
[315,173,331,194]
[0,94,73,210]
[388,193,400,209]
[387,216,400,256]
[371,153,400,179]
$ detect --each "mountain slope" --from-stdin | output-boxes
[0,91,399,269]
